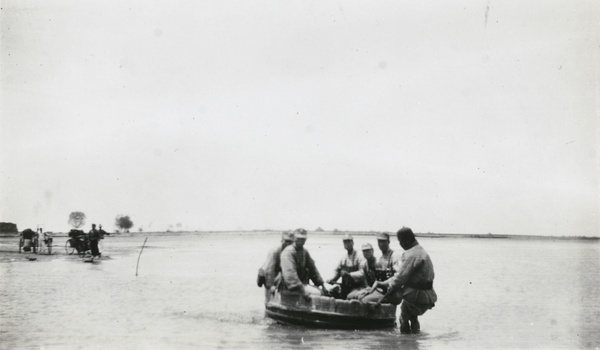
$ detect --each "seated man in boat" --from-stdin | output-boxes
[371,227,437,334]
[359,243,378,287]
[257,231,295,297]
[326,234,366,299]
[354,232,402,304]
[280,228,325,297]
[346,243,378,300]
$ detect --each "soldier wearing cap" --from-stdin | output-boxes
[359,232,402,304]
[326,234,365,299]
[257,231,295,298]
[374,232,401,282]
[359,243,378,287]
[280,228,325,297]
[347,243,379,300]
[372,227,436,334]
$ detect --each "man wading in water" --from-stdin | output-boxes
[372,227,437,334]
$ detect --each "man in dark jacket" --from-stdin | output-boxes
[88,224,100,260]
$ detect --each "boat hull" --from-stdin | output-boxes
[265,290,397,329]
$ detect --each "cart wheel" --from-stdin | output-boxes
[19,237,23,253]
[65,240,75,255]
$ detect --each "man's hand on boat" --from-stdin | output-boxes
[322,283,340,295]
[367,281,391,304]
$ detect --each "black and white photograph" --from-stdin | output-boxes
[1,1,598,349]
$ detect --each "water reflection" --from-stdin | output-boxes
[262,322,422,350]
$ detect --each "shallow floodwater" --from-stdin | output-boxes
[0,232,598,349]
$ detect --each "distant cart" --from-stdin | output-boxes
[19,228,53,255]
[265,289,397,329]
[18,229,38,254]
[65,230,90,257]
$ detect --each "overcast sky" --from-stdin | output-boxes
[1,1,598,236]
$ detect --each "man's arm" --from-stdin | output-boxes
[306,252,324,287]
[327,259,342,284]
[387,251,420,291]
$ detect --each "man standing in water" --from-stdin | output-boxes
[373,227,437,334]
[280,228,325,297]
[257,231,295,297]
[327,234,364,299]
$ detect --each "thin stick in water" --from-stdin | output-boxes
[136,237,148,277]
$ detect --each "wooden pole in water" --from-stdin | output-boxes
[136,237,148,277]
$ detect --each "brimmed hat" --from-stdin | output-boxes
[282,231,295,241]
[361,243,373,251]
[294,228,308,239]
[342,234,353,241]
[376,232,390,241]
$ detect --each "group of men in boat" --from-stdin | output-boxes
[256,227,437,334]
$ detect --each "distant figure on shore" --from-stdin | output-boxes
[257,231,295,298]
[280,228,325,297]
[88,224,100,260]
[98,224,109,257]
[360,232,402,304]
[326,234,365,299]
[371,227,437,334]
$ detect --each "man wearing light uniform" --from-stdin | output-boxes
[358,243,378,288]
[280,228,324,297]
[360,232,402,304]
[326,234,364,299]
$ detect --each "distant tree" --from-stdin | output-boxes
[138,227,143,232]
[0,222,18,233]
[115,215,134,233]
[315,227,324,232]
[68,211,86,229]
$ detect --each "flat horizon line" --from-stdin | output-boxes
[3,229,596,240]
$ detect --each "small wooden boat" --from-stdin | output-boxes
[265,290,397,329]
